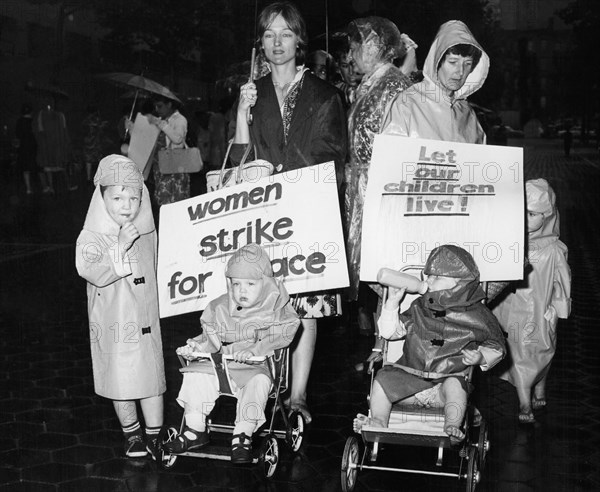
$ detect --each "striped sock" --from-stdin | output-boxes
[122,421,142,438]
[146,425,161,438]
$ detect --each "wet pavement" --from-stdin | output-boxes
[1,138,599,491]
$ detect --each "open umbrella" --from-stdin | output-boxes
[97,72,181,103]
[25,82,69,101]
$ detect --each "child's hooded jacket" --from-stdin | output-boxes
[493,179,571,389]
[382,20,489,143]
[396,245,505,378]
[184,244,300,387]
[76,155,165,400]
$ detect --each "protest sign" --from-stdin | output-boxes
[157,162,348,317]
[128,113,160,179]
[361,135,524,282]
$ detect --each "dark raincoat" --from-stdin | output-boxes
[391,246,505,378]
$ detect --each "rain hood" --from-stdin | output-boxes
[422,20,489,101]
[83,154,155,237]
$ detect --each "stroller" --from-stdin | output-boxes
[340,267,490,492]
[160,348,305,478]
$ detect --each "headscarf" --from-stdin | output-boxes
[421,244,486,310]
[347,16,406,64]
[526,178,560,242]
[422,20,489,100]
[82,154,155,236]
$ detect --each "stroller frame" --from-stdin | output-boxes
[160,348,305,478]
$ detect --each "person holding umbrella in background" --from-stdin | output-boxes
[146,95,190,206]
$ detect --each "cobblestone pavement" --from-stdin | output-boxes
[1,139,599,491]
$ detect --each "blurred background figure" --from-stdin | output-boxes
[33,98,71,194]
[15,103,39,194]
[306,49,335,82]
[82,105,108,183]
[332,37,363,109]
[208,99,228,173]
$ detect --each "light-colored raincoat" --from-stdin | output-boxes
[75,155,166,400]
[344,17,413,300]
[182,244,300,388]
[493,179,571,391]
[381,20,489,143]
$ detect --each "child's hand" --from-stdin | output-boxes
[461,349,484,366]
[176,339,204,360]
[118,222,140,255]
[385,286,406,309]
[233,350,258,364]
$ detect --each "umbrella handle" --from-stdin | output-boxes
[246,47,256,126]
[125,90,140,137]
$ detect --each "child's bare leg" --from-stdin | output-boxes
[533,375,548,409]
[440,378,467,443]
[515,385,535,422]
[139,395,164,427]
[353,381,391,433]
[113,400,139,426]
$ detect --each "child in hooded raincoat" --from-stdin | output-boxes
[165,243,300,464]
[493,179,571,423]
[354,245,506,443]
[75,154,166,460]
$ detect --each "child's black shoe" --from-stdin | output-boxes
[164,426,209,453]
[146,436,162,461]
[231,433,252,464]
[125,434,148,458]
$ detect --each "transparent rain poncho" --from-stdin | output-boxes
[344,17,413,300]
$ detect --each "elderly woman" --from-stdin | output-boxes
[381,20,489,143]
[344,17,414,334]
[234,1,347,423]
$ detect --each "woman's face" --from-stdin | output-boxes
[155,100,174,119]
[437,54,474,93]
[349,39,381,75]
[262,13,298,66]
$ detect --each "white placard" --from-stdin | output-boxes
[128,113,160,179]
[158,162,349,317]
[361,135,524,281]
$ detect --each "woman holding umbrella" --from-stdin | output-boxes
[146,94,190,206]
[234,1,347,423]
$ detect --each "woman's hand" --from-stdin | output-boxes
[147,114,160,126]
[238,82,257,113]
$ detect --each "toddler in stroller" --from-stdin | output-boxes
[164,243,300,465]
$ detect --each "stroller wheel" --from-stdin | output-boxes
[476,420,489,471]
[341,436,360,492]
[286,411,305,452]
[160,426,179,470]
[465,447,480,492]
[259,434,279,478]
